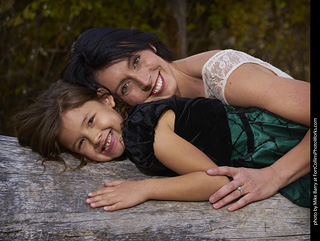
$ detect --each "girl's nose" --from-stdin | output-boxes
[88,131,102,148]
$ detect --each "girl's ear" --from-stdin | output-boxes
[101,95,116,108]
[97,88,115,108]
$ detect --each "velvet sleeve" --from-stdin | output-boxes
[122,99,176,176]
[122,96,233,176]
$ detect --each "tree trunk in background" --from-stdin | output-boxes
[166,0,187,58]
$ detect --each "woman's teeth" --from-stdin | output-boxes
[103,132,113,151]
[152,74,163,95]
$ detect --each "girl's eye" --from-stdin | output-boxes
[88,115,95,126]
[78,139,84,150]
[121,82,129,95]
[133,56,140,68]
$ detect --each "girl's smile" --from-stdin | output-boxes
[58,96,125,162]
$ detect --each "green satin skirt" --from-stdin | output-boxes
[225,106,310,208]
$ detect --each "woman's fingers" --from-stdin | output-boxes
[207,166,238,177]
[209,175,244,203]
[208,166,280,211]
[227,193,254,211]
[212,187,242,209]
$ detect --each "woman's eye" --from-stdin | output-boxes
[133,56,140,68]
[88,115,95,126]
[121,82,129,95]
[78,139,84,150]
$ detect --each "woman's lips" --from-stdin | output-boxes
[150,73,165,96]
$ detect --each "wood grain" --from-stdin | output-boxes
[0,135,310,240]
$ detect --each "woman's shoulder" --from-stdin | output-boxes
[202,49,293,81]
[201,49,293,104]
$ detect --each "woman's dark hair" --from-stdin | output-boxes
[60,27,173,92]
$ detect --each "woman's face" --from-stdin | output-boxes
[58,96,125,162]
[95,49,178,106]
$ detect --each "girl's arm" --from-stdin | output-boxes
[86,110,229,211]
[87,171,229,211]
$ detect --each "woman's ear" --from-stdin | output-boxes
[150,44,157,53]
[97,88,109,98]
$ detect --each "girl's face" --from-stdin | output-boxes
[96,49,178,106]
[58,96,125,162]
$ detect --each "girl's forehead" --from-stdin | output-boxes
[62,100,101,117]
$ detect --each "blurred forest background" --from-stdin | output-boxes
[0,0,310,137]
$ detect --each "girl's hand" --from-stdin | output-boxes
[86,180,149,211]
[206,166,281,211]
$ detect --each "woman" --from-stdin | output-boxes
[61,27,310,211]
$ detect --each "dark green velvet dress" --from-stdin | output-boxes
[123,96,310,207]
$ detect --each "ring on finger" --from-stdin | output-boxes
[237,186,243,196]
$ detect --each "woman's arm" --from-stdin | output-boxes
[208,129,310,211]
[86,110,229,211]
[225,63,310,126]
[207,64,310,211]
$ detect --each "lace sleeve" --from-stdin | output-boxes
[201,49,293,105]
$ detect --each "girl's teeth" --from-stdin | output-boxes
[104,132,112,151]
[152,75,163,94]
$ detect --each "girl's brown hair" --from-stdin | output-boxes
[14,79,127,171]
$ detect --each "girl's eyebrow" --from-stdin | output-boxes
[81,112,90,127]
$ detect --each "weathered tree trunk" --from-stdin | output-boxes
[0,135,310,240]
[166,0,188,58]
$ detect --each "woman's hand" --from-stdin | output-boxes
[206,166,281,211]
[86,180,149,211]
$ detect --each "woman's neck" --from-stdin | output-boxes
[172,62,205,98]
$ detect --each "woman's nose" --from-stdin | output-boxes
[135,74,152,91]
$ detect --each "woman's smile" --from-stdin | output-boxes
[150,72,165,96]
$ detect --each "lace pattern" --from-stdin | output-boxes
[201,49,293,105]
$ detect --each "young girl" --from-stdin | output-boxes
[61,27,310,210]
[15,80,310,212]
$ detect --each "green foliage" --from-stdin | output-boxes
[0,0,310,136]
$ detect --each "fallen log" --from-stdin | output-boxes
[0,135,310,240]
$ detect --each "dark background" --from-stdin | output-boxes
[0,0,310,137]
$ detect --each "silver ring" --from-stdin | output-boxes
[237,186,243,196]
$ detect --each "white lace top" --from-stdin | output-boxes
[201,49,293,105]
